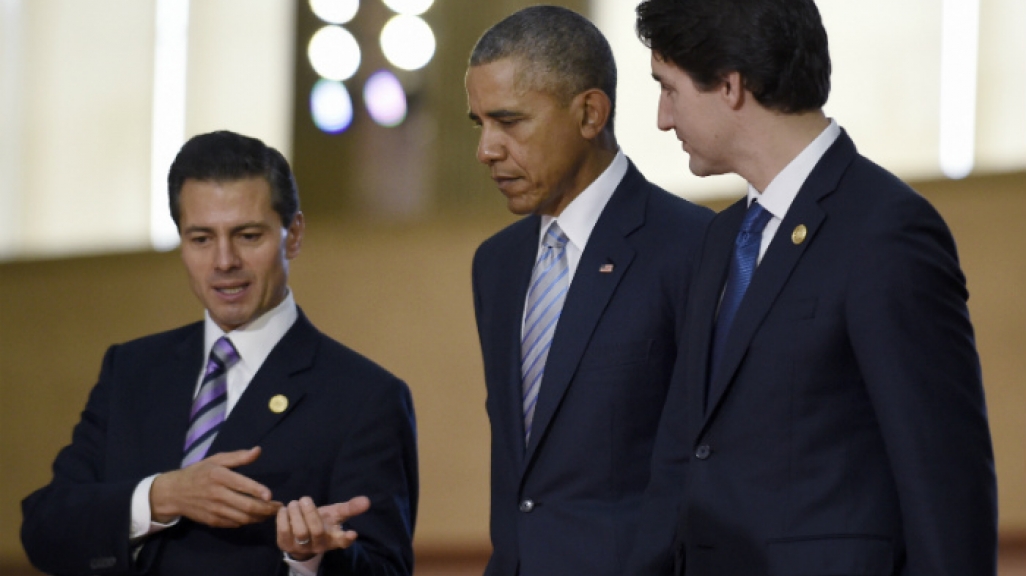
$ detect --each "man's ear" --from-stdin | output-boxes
[720,71,745,110]
[285,212,304,260]
[577,89,612,139]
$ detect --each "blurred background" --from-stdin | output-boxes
[1,0,1023,573]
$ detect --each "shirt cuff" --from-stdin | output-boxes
[130,474,179,540]
[284,552,323,576]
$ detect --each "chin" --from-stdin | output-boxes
[506,199,537,216]
[688,159,720,178]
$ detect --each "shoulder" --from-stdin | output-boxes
[105,321,202,362]
[304,325,411,400]
[645,184,715,229]
[836,154,948,230]
[473,216,535,267]
[620,158,715,230]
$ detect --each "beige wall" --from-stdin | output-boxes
[2,172,1025,565]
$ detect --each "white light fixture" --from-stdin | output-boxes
[311,79,354,133]
[380,15,435,71]
[364,69,407,127]
[938,0,980,180]
[308,25,361,81]
[150,0,190,251]
[309,0,359,24]
[382,0,434,16]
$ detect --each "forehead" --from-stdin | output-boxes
[650,51,686,82]
[179,177,276,225]
[466,58,557,109]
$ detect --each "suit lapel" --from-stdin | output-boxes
[137,325,204,472]
[210,311,321,453]
[523,164,646,464]
[700,133,857,432]
[690,200,746,424]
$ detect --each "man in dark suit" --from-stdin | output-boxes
[21,131,418,575]
[629,1,998,574]
[465,7,712,576]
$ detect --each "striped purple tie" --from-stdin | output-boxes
[181,337,239,467]
[521,223,570,443]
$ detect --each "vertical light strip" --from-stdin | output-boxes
[150,0,190,251]
[0,0,24,259]
[939,0,981,180]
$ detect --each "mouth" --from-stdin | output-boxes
[212,283,249,298]
[492,175,521,193]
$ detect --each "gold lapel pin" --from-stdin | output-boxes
[791,224,808,245]
[269,394,289,414]
[599,263,614,273]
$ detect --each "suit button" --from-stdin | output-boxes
[695,445,712,460]
[519,499,535,513]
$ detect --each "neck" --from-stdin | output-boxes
[735,109,829,192]
[546,138,618,217]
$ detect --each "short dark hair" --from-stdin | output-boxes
[470,5,618,129]
[167,130,299,228]
[636,0,831,113]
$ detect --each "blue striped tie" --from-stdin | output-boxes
[708,201,773,388]
[521,223,570,442]
[182,336,239,467]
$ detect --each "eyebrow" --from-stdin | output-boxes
[183,221,270,235]
[468,109,523,122]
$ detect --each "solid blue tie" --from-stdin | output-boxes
[708,202,773,386]
[521,223,570,443]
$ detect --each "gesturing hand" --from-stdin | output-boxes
[150,447,282,528]
[276,495,371,561]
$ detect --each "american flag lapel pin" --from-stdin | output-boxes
[599,263,614,273]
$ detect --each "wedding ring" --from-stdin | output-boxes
[295,538,311,546]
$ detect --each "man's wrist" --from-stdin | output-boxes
[149,471,180,523]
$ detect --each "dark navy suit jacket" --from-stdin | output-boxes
[22,310,418,576]
[630,131,997,575]
[472,160,712,576]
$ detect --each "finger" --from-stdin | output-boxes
[287,500,313,546]
[319,495,372,525]
[325,528,360,551]
[276,506,294,550]
[299,497,326,543]
[216,486,281,523]
[205,446,262,468]
[210,465,273,502]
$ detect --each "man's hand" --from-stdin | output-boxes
[276,496,371,561]
[150,447,282,528]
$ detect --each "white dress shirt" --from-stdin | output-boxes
[536,149,628,284]
[747,119,841,262]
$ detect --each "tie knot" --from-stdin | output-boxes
[737,202,773,247]
[741,202,773,233]
[542,223,569,250]
[211,336,240,368]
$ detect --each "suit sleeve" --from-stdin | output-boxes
[625,221,711,576]
[847,196,997,575]
[319,375,418,576]
[21,345,141,575]
[624,354,690,576]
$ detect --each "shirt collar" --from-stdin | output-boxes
[203,289,298,369]
[747,119,841,219]
[540,149,628,251]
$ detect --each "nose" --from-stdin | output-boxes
[656,93,674,132]
[476,127,504,165]
[214,238,241,271]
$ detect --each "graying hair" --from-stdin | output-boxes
[470,5,617,128]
